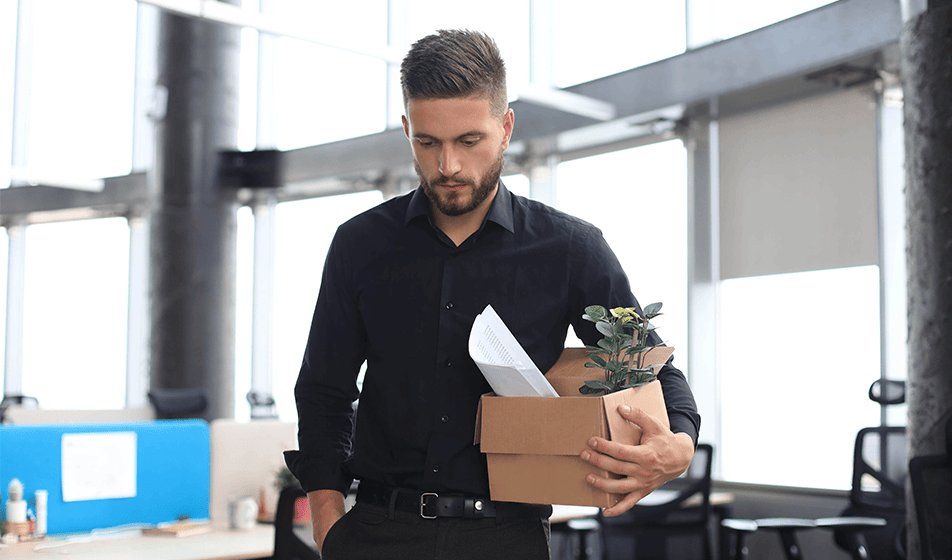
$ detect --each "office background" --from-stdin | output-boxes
[0,1,949,558]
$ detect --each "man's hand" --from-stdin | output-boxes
[307,489,346,555]
[580,405,695,517]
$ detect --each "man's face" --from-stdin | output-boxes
[403,97,514,217]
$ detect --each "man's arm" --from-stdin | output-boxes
[308,489,346,555]
[581,405,695,516]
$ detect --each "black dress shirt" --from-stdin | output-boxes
[285,182,700,497]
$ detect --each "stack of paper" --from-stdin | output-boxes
[468,304,559,397]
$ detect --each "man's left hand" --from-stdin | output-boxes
[580,404,695,517]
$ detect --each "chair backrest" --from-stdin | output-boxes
[909,453,951,560]
[851,426,907,510]
[148,387,209,419]
[909,416,952,560]
[272,485,320,560]
[605,442,714,525]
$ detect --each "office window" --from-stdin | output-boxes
[555,140,689,361]
[0,228,6,388]
[16,0,135,180]
[719,265,882,489]
[271,191,384,421]
[234,206,254,421]
[21,218,130,409]
[271,1,388,149]
[0,0,15,187]
[712,0,838,41]
[551,0,685,87]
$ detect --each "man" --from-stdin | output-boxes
[285,29,700,559]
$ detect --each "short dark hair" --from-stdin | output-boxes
[400,29,508,118]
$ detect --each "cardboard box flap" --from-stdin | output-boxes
[602,381,669,446]
[476,395,608,456]
[545,346,675,397]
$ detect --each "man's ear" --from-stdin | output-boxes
[501,108,514,150]
[402,115,410,138]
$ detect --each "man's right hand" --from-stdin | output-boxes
[307,489,346,555]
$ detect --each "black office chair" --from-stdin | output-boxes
[831,396,908,559]
[909,416,952,560]
[272,485,320,560]
[147,387,209,419]
[247,390,279,420]
[599,443,714,560]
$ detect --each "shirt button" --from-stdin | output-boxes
[445,302,454,310]
[432,464,441,473]
[445,358,452,367]
[441,415,450,423]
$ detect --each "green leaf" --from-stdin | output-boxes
[596,321,614,338]
[581,379,612,392]
[588,353,607,367]
[597,339,613,352]
[584,361,602,368]
[584,305,607,321]
[644,302,662,317]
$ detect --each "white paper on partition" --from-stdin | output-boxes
[61,431,137,502]
[468,304,559,397]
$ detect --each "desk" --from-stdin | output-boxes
[1,524,275,560]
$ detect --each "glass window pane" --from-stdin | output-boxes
[718,265,882,489]
[21,218,130,409]
[0,0,15,187]
[0,228,7,388]
[234,206,254,421]
[555,141,689,363]
[21,0,136,179]
[272,1,388,149]
[713,0,838,41]
[551,0,686,87]
[272,192,384,421]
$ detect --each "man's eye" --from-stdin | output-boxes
[418,141,435,148]
[461,139,478,147]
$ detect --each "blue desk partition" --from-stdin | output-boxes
[0,420,209,535]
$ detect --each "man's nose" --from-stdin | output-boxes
[439,146,462,177]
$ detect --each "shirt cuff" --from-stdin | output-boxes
[283,450,353,495]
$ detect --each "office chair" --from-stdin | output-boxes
[247,390,279,420]
[272,485,320,560]
[831,380,908,560]
[147,387,209,419]
[908,416,952,560]
[599,443,714,560]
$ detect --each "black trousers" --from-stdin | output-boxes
[321,502,551,560]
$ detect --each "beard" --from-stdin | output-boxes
[416,151,504,217]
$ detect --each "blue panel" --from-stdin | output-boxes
[0,420,209,535]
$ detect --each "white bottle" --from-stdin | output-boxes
[6,479,26,523]
[35,490,48,536]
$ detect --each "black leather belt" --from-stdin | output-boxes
[356,480,551,520]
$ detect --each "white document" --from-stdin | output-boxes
[61,431,138,502]
[468,304,559,397]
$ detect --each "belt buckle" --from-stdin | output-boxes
[420,492,438,519]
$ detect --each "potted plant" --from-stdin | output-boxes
[579,303,665,395]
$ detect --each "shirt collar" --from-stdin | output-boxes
[404,180,515,234]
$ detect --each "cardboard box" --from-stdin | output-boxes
[474,346,674,507]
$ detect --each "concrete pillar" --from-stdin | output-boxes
[149,5,241,420]
[900,2,952,558]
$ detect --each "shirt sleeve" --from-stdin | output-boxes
[285,229,366,494]
[567,226,701,446]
